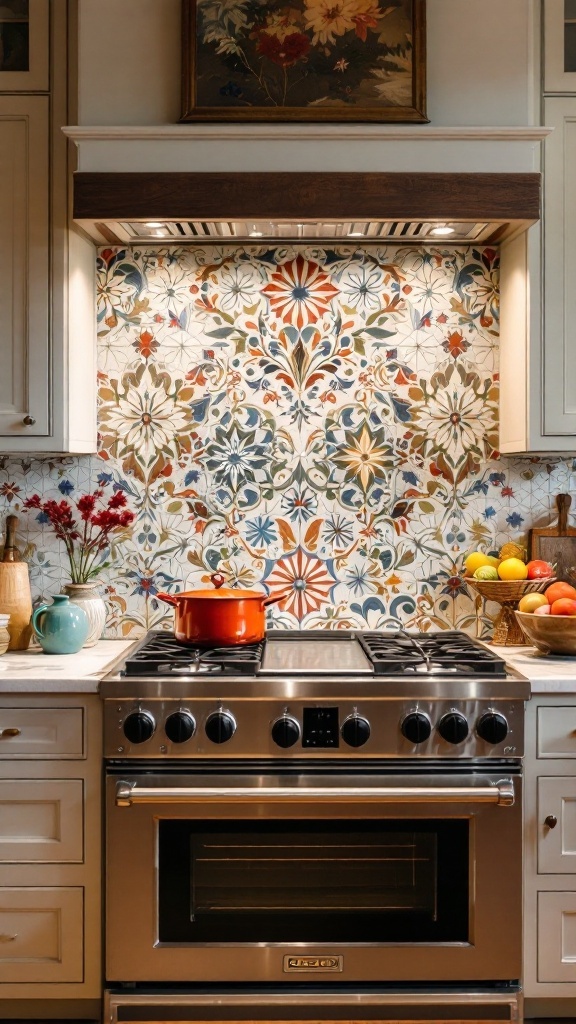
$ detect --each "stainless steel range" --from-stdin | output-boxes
[102,629,529,1024]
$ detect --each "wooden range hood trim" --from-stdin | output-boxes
[73,171,540,224]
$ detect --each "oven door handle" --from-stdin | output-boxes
[115,778,515,807]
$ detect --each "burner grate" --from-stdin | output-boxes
[122,632,264,676]
[357,630,507,677]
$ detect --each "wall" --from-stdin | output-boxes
[76,0,538,127]
[1,242,574,639]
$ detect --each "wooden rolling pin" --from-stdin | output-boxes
[0,514,32,650]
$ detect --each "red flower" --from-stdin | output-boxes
[107,491,127,510]
[24,484,135,584]
[256,30,310,66]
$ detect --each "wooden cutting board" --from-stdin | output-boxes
[529,493,576,583]
[0,514,33,650]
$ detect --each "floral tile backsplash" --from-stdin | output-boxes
[2,243,576,639]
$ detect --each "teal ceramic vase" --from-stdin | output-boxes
[32,594,89,654]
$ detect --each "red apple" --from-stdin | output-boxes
[534,604,551,615]
[550,598,576,616]
[526,559,555,580]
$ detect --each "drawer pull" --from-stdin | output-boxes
[0,728,21,738]
[545,814,558,829]
[0,934,17,942]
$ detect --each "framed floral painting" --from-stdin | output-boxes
[181,0,427,122]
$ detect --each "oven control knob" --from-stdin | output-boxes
[438,711,469,745]
[476,711,508,745]
[401,711,432,744]
[165,711,196,744]
[205,710,236,744]
[341,714,371,748]
[123,710,155,744]
[271,715,301,749]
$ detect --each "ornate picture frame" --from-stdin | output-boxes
[181,0,427,123]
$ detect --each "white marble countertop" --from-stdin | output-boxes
[0,639,135,693]
[492,644,576,694]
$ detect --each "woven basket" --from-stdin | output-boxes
[464,576,555,646]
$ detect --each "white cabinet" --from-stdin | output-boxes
[538,891,576,982]
[544,0,576,93]
[500,4,576,452]
[524,697,576,999]
[0,0,97,456]
[542,97,576,436]
[0,695,102,1015]
[0,97,49,439]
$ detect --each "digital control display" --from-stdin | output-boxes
[302,707,339,748]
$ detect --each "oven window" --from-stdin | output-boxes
[158,820,468,943]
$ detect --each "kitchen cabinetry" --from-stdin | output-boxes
[0,0,96,455]
[500,4,576,451]
[0,0,49,92]
[524,697,576,997]
[543,0,576,93]
[0,695,102,1017]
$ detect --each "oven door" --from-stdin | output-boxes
[105,766,522,984]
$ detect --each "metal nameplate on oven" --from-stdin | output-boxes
[283,955,343,972]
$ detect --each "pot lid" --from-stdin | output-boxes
[175,574,268,600]
[175,587,268,600]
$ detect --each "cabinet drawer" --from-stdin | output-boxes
[0,887,83,983]
[0,708,84,759]
[538,776,576,872]
[538,891,576,982]
[537,706,576,757]
[0,780,83,863]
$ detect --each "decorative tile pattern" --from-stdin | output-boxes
[1,244,575,639]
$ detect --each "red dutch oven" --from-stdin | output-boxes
[156,574,281,646]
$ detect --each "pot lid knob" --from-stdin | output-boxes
[210,573,226,589]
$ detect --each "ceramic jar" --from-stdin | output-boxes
[63,583,107,647]
[32,594,89,654]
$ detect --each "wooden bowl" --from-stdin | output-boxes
[514,610,576,655]
[464,577,556,646]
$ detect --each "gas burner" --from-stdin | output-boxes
[358,630,507,677]
[122,632,265,677]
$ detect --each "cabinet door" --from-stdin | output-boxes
[0,779,83,863]
[544,0,576,93]
[0,887,83,983]
[0,0,49,92]
[543,97,576,435]
[0,96,49,437]
[538,776,576,872]
[538,891,576,981]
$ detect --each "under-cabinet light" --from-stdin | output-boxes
[430,224,455,236]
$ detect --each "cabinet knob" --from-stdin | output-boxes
[544,814,558,829]
[22,415,35,426]
[0,728,21,738]
[0,934,17,942]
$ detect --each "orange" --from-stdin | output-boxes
[497,557,528,581]
[545,581,576,605]
[518,593,549,613]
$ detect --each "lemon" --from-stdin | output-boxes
[518,592,548,613]
[464,551,491,576]
[499,542,525,562]
[498,557,528,581]
[473,565,499,581]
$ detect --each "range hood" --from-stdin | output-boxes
[64,125,548,246]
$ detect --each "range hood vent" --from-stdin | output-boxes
[71,171,541,247]
[101,218,496,246]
